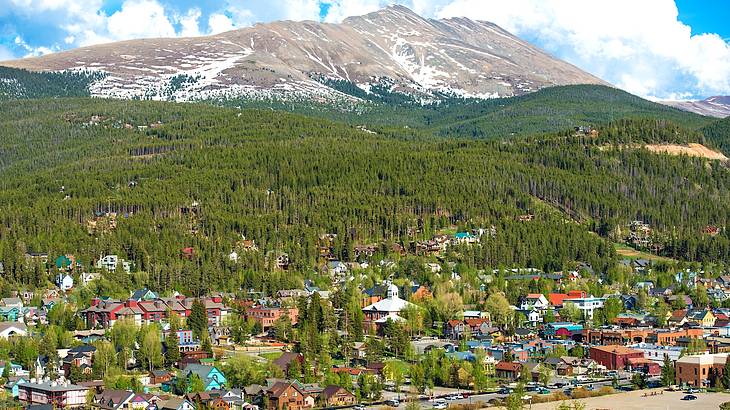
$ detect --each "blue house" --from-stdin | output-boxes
[4,377,27,397]
[130,288,157,301]
[0,307,20,322]
[182,364,226,391]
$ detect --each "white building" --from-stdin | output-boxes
[519,294,549,311]
[362,283,416,326]
[0,322,27,339]
[564,296,606,320]
[56,274,74,291]
[630,343,683,365]
[96,255,131,273]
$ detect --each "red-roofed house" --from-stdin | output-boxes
[495,361,523,381]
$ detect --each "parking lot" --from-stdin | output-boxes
[529,388,730,410]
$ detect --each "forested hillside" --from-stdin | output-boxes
[222,84,713,139]
[0,98,728,297]
[0,65,713,140]
[703,116,730,155]
[0,66,101,99]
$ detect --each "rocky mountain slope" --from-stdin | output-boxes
[662,96,730,118]
[0,5,606,102]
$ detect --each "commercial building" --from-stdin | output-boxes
[589,345,644,370]
[18,381,89,408]
[676,353,729,387]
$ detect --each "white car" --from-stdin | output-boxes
[433,402,448,409]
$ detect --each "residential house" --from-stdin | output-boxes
[158,398,196,410]
[0,322,27,338]
[183,364,227,391]
[563,296,606,320]
[130,288,157,302]
[495,361,522,381]
[266,380,314,410]
[444,320,466,340]
[519,294,549,311]
[320,385,356,407]
[149,369,174,385]
[56,274,74,291]
[273,353,304,376]
[4,377,27,398]
[688,310,716,328]
[94,389,149,410]
[96,255,131,273]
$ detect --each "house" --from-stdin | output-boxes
[327,261,348,276]
[589,345,644,371]
[669,310,688,326]
[4,377,27,398]
[675,353,729,387]
[130,288,157,301]
[273,352,304,375]
[320,385,356,407]
[0,361,25,377]
[80,272,100,286]
[94,389,148,410]
[183,364,227,391]
[519,294,549,311]
[444,320,466,339]
[18,381,89,408]
[96,255,131,273]
[547,290,586,308]
[1,297,23,309]
[56,274,74,291]
[149,369,174,385]
[0,306,21,322]
[495,361,522,381]
[266,380,314,410]
[0,322,27,338]
[688,310,716,328]
[158,398,196,410]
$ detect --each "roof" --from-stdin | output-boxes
[590,345,642,355]
[273,352,302,371]
[321,385,353,399]
[0,322,27,333]
[19,381,89,392]
[268,380,306,399]
[495,361,522,372]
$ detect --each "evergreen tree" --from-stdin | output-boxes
[187,299,208,341]
[660,354,675,387]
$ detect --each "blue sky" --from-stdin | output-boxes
[0,0,728,100]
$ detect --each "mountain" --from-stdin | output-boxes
[0,5,605,103]
[662,96,730,118]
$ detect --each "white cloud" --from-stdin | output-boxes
[106,0,177,40]
[208,13,236,34]
[14,35,57,57]
[435,0,730,98]
[177,8,203,37]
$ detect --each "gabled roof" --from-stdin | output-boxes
[495,361,522,372]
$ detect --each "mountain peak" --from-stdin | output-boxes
[0,6,606,102]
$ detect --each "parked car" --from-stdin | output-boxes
[667,385,681,392]
[433,401,448,409]
[682,395,698,401]
[385,399,400,407]
[537,387,550,395]
[687,388,700,394]
[354,405,366,410]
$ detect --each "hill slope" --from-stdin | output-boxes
[0,98,728,294]
[0,5,604,102]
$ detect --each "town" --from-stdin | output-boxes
[2,227,730,410]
